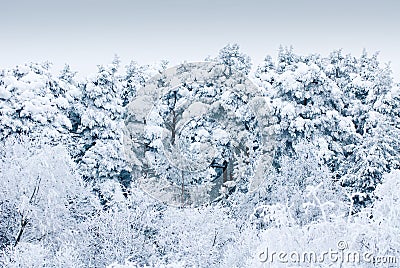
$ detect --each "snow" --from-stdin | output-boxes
[0,86,11,100]
[389,85,400,98]
[145,125,166,139]
[293,116,305,130]
[196,128,210,140]
[294,62,309,77]
[182,102,210,120]
[16,65,30,75]
[66,87,82,99]
[330,83,342,98]
[351,74,373,89]
[126,95,153,121]
[338,116,356,132]
[281,102,296,119]
[212,128,230,145]
[53,97,69,109]
[1,47,399,268]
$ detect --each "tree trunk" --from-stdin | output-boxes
[14,219,27,247]
[171,111,177,145]
[223,167,228,183]
[181,170,185,207]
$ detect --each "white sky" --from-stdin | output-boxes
[1,0,399,81]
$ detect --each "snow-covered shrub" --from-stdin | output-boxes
[0,136,99,266]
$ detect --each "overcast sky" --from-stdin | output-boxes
[1,0,399,80]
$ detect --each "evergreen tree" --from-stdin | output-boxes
[0,63,72,142]
[74,56,128,183]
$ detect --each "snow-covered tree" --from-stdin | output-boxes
[126,59,269,207]
[0,63,72,142]
[211,43,252,76]
[74,56,129,183]
[0,136,99,266]
[121,61,150,106]
[255,48,398,211]
[256,50,359,172]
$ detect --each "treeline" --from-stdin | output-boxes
[0,44,399,267]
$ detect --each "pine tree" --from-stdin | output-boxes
[0,63,72,142]
[74,56,128,183]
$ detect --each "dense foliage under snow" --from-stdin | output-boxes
[0,45,399,267]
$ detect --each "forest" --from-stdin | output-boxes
[0,44,399,267]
